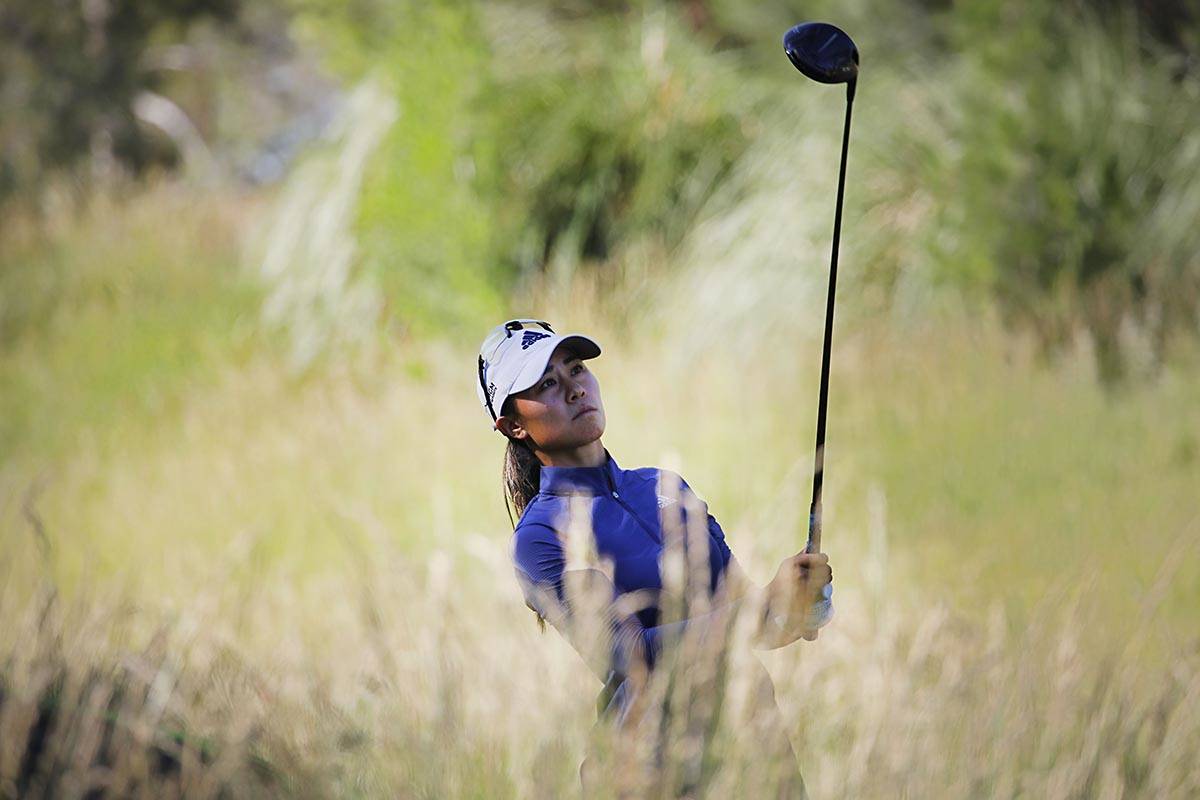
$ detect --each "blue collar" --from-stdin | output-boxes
[539,449,621,496]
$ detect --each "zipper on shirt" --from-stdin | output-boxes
[604,470,661,543]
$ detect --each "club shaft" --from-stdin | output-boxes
[807,85,855,554]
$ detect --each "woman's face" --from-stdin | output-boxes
[500,343,606,453]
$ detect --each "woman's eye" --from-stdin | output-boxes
[571,364,583,374]
[540,379,555,391]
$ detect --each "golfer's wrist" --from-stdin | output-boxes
[753,589,793,647]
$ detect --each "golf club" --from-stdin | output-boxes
[783,21,859,629]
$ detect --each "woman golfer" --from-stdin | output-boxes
[476,318,832,793]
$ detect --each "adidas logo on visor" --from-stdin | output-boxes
[521,331,551,349]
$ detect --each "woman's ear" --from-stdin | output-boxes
[496,415,527,441]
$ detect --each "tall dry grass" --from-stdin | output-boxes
[2,302,1198,796]
[2,506,1197,797]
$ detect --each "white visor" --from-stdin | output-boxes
[476,319,601,428]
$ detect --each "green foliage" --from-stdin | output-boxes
[0,0,242,200]
[287,1,770,333]
[355,3,502,338]
[288,0,504,337]
[483,4,762,284]
[6,0,1200,371]
[906,5,1200,382]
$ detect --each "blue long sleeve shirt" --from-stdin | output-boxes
[512,449,739,700]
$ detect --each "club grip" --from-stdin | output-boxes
[805,582,835,629]
[805,508,833,628]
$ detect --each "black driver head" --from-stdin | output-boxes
[783,22,859,85]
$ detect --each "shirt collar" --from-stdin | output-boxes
[539,448,620,496]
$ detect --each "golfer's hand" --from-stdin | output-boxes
[766,552,832,641]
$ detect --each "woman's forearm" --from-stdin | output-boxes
[718,560,808,649]
[752,588,808,649]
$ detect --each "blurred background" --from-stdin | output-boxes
[1,0,1198,796]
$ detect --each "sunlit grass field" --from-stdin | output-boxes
[1,183,1197,796]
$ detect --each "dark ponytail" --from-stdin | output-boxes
[499,400,546,630]
[500,399,542,529]
[503,437,542,528]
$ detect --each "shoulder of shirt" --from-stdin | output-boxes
[623,464,691,487]
[513,495,553,531]
[511,495,564,549]
[625,465,694,492]
[510,518,558,575]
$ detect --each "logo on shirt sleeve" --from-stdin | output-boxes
[656,494,677,508]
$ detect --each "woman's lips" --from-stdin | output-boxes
[573,406,597,419]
